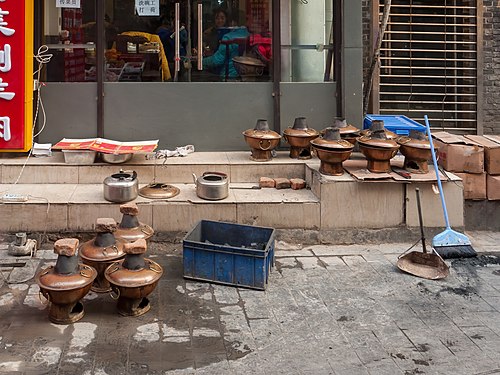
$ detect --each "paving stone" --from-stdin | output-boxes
[0,236,500,374]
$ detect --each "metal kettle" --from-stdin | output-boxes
[192,172,229,201]
[103,169,138,203]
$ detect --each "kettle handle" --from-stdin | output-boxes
[192,173,197,186]
[120,170,137,180]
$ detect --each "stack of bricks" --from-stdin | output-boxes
[259,177,306,190]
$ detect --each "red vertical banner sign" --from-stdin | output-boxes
[0,0,33,152]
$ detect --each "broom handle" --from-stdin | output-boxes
[424,115,451,230]
[415,188,427,253]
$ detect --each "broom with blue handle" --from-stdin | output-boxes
[424,115,476,259]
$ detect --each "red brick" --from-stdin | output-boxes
[259,177,275,188]
[290,178,306,190]
[274,178,291,189]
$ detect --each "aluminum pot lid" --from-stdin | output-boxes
[79,239,125,261]
[104,258,163,287]
[36,264,97,291]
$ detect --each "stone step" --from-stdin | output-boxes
[0,151,311,184]
[0,183,320,233]
[0,151,466,238]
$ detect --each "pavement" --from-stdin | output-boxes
[0,231,499,375]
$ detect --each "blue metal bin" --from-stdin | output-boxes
[364,115,426,136]
[183,220,275,290]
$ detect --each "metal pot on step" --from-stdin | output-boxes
[192,172,229,200]
[103,169,138,203]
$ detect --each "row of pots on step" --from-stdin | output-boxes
[243,118,436,175]
[35,203,162,324]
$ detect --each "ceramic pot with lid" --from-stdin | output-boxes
[242,119,282,162]
[310,127,354,176]
[283,117,319,159]
[192,172,229,200]
[103,169,138,203]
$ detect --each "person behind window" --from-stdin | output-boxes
[202,8,227,56]
[157,17,175,66]
[202,22,249,80]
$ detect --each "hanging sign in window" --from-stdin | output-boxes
[55,0,81,9]
[0,0,33,152]
[135,0,160,16]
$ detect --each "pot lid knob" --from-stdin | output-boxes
[120,202,139,216]
[54,238,79,257]
[96,218,117,233]
[323,127,341,141]
[124,238,147,255]
[332,118,348,129]
[292,117,308,130]
[254,119,270,131]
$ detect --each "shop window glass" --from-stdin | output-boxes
[43,0,96,82]
[281,0,334,82]
[105,0,272,82]
[42,0,272,83]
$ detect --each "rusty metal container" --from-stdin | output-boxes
[282,117,319,159]
[397,130,436,174]
[105,239,163,316]
[79,218,125,293]
[114,202,154,243]
[359,119,398,140]
[326,117,360,145]
[36,238,97,324]
[311,127,354,176]
[243,119,281,162]
[357,127,400,173]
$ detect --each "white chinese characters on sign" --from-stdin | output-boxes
[1,2,14,143]
[0,117,10,141]
[0,8,15,36]
[135,0,159,16]
[55,0,81,9]
[0,78,14,100]
[0,43,11,72]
